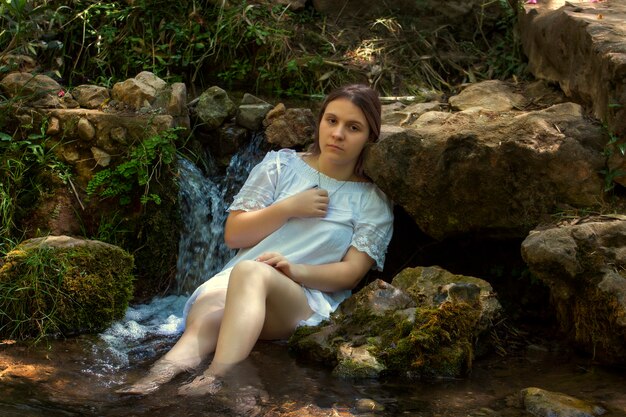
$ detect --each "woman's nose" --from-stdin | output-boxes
[331,125,344,139]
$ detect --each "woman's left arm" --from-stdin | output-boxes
[256,247,374,292]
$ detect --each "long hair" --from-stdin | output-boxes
[308,84,381,176]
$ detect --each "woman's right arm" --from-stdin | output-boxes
[224,188,330,249]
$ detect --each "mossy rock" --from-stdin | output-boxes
[290,278,484,379]
[0,235,134,340]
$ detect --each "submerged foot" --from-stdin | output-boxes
[177,373,223,397]
[117,359,193,395]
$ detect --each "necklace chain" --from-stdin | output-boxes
[317,161,348,198]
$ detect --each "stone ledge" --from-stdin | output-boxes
[519,0,626,137]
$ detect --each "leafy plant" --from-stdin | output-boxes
[600,128,626,192]
[0,117,70,255]
[86,127,181,206]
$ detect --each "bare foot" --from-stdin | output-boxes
[177,373,223,397]
[117,359,193,395]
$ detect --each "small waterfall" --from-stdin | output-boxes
[175,134,265,293]
[175,158,231,294]
[95,134,265,371]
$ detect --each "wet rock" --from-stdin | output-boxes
[109,126,128,145]
[520,387,606,417]
[333,343,386,378]
[236,93,273,131]
[265,402,357,416]
[355,398,385,413]
[449,80,527,112]
[263,103,315,148]
[0,72,60,97]
[391,266,501,341]
[0,236,134,339]
[382,101,441,126]
[167,82,188,117]
[72,85,110,109]
[0,72,61,107]
[195,86,236,129]
[46,116,60,135]
[366,102,605,240]
[521,216,626,364]
[77,117,96,141]
[523,80,568,108]
[91,146,111,167]
[111,71,167,111]
[290,268,500,379]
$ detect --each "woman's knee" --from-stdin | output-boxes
[229,259,272,289]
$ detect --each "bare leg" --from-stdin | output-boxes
[118,289,227,395]
[210,260,313,374]
[178,260,313,395]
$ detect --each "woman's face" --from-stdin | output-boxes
[318,98,370,168]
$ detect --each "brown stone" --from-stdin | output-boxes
[519,1,626,137]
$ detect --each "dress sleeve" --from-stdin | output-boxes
[351,186,394,271]
[228,149,292,212]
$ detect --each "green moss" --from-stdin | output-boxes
[333,356,385,379]
[373,303,479,378]
[0,243,134,340]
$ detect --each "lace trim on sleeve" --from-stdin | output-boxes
[351,223,389,271]
[229,197,267,212]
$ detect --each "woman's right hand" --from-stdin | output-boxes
[225,188,328,249]
[282,188,329,218]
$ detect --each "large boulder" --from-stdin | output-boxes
[289,266,501,379]
[0,236,134,339]
[519,1,626,139]
[521,216,626,364]
[365,99,606,240]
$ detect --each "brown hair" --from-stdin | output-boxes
[308,84,381,176]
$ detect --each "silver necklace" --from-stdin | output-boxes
[317,161,348,198]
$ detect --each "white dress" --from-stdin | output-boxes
[182,149,394,327]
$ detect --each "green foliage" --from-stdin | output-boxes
[86,127,181,206]
[481,0,528,81]
[1,0,530,97]
[0,118,70,255]
[0,243,134,341]
[0,1,70,77]
[600,128,626,192]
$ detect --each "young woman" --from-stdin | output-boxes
[121,84,394,395]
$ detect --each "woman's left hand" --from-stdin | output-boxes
[255,252,301,282]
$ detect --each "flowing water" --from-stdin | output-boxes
[1,139,626,416]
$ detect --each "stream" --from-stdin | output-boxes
[1,333,626,416]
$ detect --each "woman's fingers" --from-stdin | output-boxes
[256,252,285,265]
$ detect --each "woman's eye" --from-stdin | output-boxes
[350,125,360,131]
[326,117,336,125]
